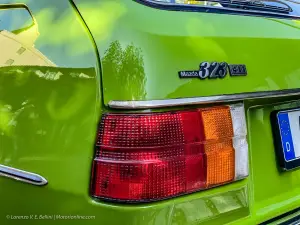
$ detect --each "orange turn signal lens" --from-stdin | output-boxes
[200,106,235,186]
[201,106,233,140]
[205,140,235,186]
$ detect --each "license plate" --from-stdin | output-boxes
[271,108,300,170]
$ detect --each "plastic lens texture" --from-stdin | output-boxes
[92,104,248,202]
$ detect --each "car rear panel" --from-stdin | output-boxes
[1,0,300,224]
[75,0,300,104]
[75,0,300,223]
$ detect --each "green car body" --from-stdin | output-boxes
[1,0,300,224]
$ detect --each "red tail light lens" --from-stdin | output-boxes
[91,104,248,202]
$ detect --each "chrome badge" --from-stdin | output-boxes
[179,62,247,79]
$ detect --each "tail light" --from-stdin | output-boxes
[91,103,248,202]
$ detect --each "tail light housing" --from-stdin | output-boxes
[91,104,248,202]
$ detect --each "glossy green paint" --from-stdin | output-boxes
[1,0,300,224]
[75,0,300,104]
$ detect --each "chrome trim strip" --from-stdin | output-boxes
[109,89,300,109]
[0,164,48,186]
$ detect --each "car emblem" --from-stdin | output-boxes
[179,62,247,79]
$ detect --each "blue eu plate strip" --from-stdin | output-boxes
[278,112,296,161]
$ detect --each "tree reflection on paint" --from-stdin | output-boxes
[102,41,146,100]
